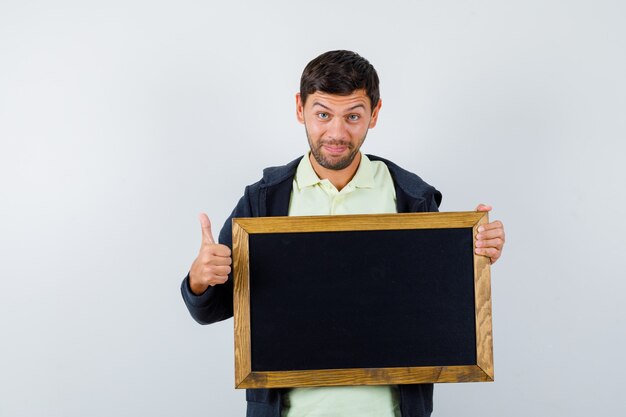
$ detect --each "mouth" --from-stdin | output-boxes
[323,145,348,155]
[321,141,352,156]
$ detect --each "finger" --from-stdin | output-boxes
[199,212,215,245]
[207,253,232,266]
[477,220,504,233]
[475,246,500,260]
[475,237,504,249]
[208,243,231,258]
[476,227,505,241]
[198,247,232,264]
[475,203,492,212]
[204,264,232,277]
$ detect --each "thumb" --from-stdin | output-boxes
[475,203,492,212]
[198,212,215,244]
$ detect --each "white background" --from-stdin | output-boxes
[1,1,625,416]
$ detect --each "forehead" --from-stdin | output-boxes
[305,90,371,112]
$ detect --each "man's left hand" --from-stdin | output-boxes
[474,204,505,264]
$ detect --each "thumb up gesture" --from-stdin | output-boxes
[189,213,232,295]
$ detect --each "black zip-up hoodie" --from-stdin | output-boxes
[181,154,442,417]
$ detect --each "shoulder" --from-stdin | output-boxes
[259,156,303,187]
[239,156,303,193]
[226,156,303,219]
[367,154,442,206]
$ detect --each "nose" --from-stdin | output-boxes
[326,117,347,141]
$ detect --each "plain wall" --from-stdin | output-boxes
[1,1,625,416]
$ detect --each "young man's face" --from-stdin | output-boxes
[296,89,382,171]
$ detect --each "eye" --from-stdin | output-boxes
[317,112,329,120]
[347,114,360,121]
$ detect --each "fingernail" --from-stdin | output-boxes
[478,226,485,232]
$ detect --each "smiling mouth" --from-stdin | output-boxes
[323,145,347,154]
[321,141,352,155]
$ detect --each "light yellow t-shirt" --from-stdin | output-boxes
[283,152,400,417]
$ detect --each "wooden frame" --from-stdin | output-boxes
[232,211,493,389]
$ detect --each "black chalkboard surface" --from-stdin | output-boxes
[232,212,493,389]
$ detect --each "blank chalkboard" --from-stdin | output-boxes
[232,212,493,389]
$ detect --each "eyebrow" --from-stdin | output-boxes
[312,102,366,112]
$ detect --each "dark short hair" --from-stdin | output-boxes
[300,50,380,111]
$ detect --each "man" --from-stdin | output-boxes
[181,50,505,417]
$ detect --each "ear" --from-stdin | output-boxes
[295,93,305,124]
[368,99,382,128]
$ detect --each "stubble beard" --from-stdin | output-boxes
[306,128,368,171]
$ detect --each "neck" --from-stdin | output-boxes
[309,152,361,191]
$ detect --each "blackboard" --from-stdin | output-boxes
[232,212,493,388]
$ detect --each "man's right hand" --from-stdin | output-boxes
[188,213,232,295]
